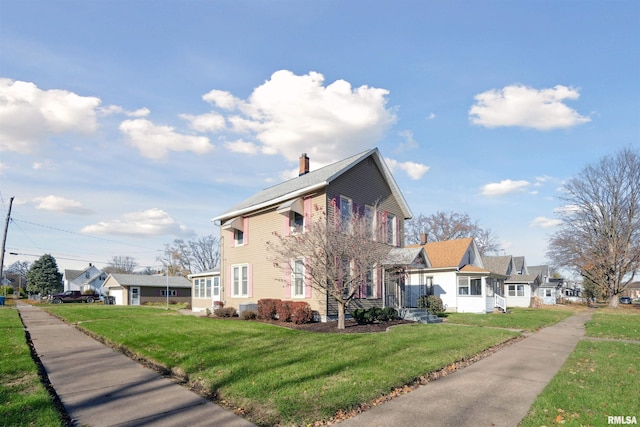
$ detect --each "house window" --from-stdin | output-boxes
[290,211,304,234]
[205,278,212,298]
[213,276,220,297]
[508,285,525,297]
[365,268,376,298]
[340,196,352,232]
[340,257,352,296]
[386,213,396,245]
[458,276,482,296]
[161,290,177,297]
[292,259,305,298]
[234,229,244,246]
[194,279,201,298]
[545,288,552,297]
[232,264,249,297]
[365,205,375,239]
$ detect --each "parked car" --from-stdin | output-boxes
[619,296,632,304]
[50,290,100,304]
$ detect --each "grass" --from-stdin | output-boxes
[444,306,577,332]
[44,304,519,426]
[521,305,640,427]
[0,305,64,427]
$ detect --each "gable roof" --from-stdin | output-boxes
[506,273,540,284]
[212,148,412,222]
[528,265,550,279]
[482,255,513,275]
[103,274,191,289]
[64,269,84,281]
[407,237,475,269]
[382,247,431,268]
[513,256,526,273]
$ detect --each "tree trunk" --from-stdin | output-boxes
[337,301,346,329]
[609,296,619,308]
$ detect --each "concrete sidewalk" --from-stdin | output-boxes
[17,304,255,427]
[339,310,593,427]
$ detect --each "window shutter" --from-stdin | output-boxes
[230,229,235,248]
[226,266,231,297]
[376,266,383,298]
[284,215,290,237]
[247,264,253,298]
[243,217,249,245]
[284,263,291,298]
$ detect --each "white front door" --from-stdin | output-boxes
[130,287,140,306]
[212,277,221,304]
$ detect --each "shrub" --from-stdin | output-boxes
[289,302,313,324]
[242,310,258,320]
[258,299,279,320]
[426,295,445,315]
[417,295,429,308]
[213,300,225,309]
[352,306,398,324]
[276,300,292,322]
[214,307,237,318]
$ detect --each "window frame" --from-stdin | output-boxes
[161,289,177,297]
[291,258,305,298]
[508,284,525,297]
[232,264,249,297]
[234,229,244,246]
[290,211,304,234]
[386,213,396,245]
[340,195,353,233]
[458,276,482,296]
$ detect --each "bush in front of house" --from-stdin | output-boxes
[426,295,445,315]
[242,310,258,320]
[289,302,313,324]
[214,307,237,318]
[258,299,279,320]
[353,306,399,324]
[276,300,293,322]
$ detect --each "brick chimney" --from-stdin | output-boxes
[420,233,428,245]
[299,153,310,176]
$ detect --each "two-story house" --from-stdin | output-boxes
[211,148,412,321]
[64,263,107,295]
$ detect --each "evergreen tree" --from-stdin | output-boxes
[26,254,63,295]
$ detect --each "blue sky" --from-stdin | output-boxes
[1,1,638,274]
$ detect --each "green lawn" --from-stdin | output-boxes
[0,306,64,427]
[444,307,576,331]
[44,304,519,426]
[520,306,640,427]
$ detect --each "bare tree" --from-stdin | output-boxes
[105,255,138,274]
[405,211,500,255]
[189,235,220,272]
[547,147,640,308]
[157,235,220,276]
[267,204,394,329]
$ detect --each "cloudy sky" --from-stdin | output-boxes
[1,1,638,274]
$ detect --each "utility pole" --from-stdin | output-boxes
[0,197,15,293]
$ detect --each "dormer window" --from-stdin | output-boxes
[277,198,305,234]
[234,229,244,246]
[290,211,304,234]
[222,216,247,247]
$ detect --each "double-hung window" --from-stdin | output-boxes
[458,276,482,296]
[386,213,396,245]
[365,268,376,298]
[232,264,249,297]
[292,259,305,298]
[340,196,352,232]
[213,276,220,297]
[365,205,375,239]
[290,211,304,234]
[234,229,244,246]
[508,285,524,297]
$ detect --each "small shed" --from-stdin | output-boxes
[102,273,192,306]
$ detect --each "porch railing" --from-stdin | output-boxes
[495,294,507,312]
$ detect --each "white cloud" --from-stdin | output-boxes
[33,160,57,171]
[530,216,562,228]
[100,105,150,117]
[195,70,396,165]
[396,130,418,151]
[469,84,591,130]
[81,208,193,237]
[119,119,213,160]
[33,195,95,215]
[180,112,226,132]
[481,179,530,196]
[224,140,259,154]
[426,112,436,120]
[0,78,101,153]
[385,158,430,180]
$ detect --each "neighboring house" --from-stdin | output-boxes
[64,264,107,295]
[211,148,413,321]
[483,255,540,308]
[407,238,506,313]
[189,268,221,313]
[626,282,640,300]
[101,273,191,306]
[561,280,584,302]
[529,265,559,305]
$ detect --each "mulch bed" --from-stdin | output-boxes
[255,318,415,333]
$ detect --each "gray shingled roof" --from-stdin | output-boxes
[481,256,512,275]
[105,274,191,288]
[212,148,412,222]
[64,269,83,281]
[513,256,525,273]
[505,273,540,283]
[382,247,430,267]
